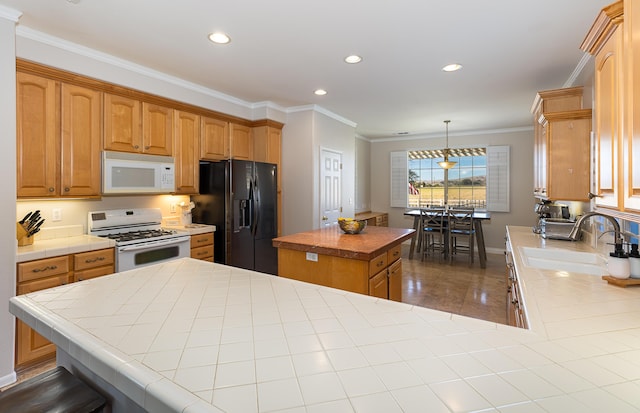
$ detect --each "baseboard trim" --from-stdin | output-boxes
[0,370,17,389]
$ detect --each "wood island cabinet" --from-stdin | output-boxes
[17,72,101,198]
[16,249,115,367]
[230,123,252,160]
[201,116,229,160]
[273,227,412,301]
[174,110,200,194]
[355,211,389,227]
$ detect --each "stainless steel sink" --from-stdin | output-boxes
[519,247,607,276]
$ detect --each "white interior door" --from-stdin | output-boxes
[320,149,342,227]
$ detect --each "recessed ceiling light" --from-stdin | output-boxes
[344,55,362,64]
[314,89,327,96]
[208,32,231,44]
[442,63,463,72]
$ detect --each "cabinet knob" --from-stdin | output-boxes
[145,146,150,150]
[134,145,139,149]
[64,187,70,192]
[48,187,55,192]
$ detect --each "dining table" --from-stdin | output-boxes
[404,209,491,268]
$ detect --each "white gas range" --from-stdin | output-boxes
[88,208,190,272]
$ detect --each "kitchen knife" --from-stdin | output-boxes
[19,211,32,224]
[26,217,43,232]
[28,219,45,236]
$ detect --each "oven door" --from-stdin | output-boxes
[116,235,190,272]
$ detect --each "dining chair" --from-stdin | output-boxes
[448,207,475,265]
[421,208,447,262]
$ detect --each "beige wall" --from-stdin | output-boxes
[367,128,537,251]
[281,109,357,235]
[355,137,371,213]
[0,11,18,387]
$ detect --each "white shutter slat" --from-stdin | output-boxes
[486,145,510,212]
[390,151,408,207]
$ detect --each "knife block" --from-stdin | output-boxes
[16,222,34,246]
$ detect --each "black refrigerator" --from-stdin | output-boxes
[191,160,278,275]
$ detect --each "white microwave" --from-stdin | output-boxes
[102,151,175,194]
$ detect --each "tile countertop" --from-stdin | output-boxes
[16,235,116,263]
[9,240,640,413]
[170,224,216,236]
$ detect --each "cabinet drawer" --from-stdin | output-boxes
[74,265,114,282]
[191,232,213,247]
[191,245,214,260]
[17,274,71,295]
[368,253,387,277]
[18,256,70,283]
[74,248,115,271]
[387,244,401,263]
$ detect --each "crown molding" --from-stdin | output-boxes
[369,126,533,143]
[286,104,357,128]
[0,5,21,22]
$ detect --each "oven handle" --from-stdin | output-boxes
[117,236,190,252]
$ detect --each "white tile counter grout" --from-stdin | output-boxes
[9,234,640,412]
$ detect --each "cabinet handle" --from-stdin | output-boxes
[85,257,105,263]
[48,187,55,192]
[377,260,384,268]
[197,238,208,243]
[145,146,150,150]
[64,187,70,192]
[134,145,139,149]
[32,265,57,273]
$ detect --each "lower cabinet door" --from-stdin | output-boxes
[369,269,388,299]
[388,259,402,302]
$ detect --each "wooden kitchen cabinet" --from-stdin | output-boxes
[531,87,591,201]
[190,232,214,262]
[16,249,115,367]
[16,72,59,198]
[355,211,389,227]
[582,1,624,210]
[73,248,115,282]
[174,110,200,194]
[253,123,283,235]
[103,93,142,153]
[17,73,101,198]
[142,102,173,156]
[369,270,388,299]
[505,248,527,329]
[16,256,72,366]
[60,84,102,197]
[201,116,229,160]
[387,249,402,302]
[624,0,640,211]
[230,123,252,160]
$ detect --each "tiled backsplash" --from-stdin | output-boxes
[34,225,84,240]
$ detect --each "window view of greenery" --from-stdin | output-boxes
[408,148,487,209]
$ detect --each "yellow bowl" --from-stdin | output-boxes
[338,219,367,234]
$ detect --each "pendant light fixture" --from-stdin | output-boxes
[438,120,457,169]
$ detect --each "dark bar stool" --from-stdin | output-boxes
[0,366,106,413]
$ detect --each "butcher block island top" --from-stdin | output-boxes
[273,226,414,299]
[272,226,414,260]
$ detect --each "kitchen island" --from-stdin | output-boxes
[272,226,414,300]
[9,236,640,412]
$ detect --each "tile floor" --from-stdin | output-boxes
[3,247,507,392]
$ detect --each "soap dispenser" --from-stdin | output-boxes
[608,243,630,279]
[629,243,640,279]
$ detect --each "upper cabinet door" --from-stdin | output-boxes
[174,110,200,194]
[230,123,252,160]
[16,72,59,198]
[201,116,229,160]
[142,102,173,156]
[60,84,102,197]
[103,93,142,153]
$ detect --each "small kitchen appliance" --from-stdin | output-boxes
[533,200,572,238]
[88,208,190,272]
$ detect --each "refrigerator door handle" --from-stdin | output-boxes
[252,175,259,236]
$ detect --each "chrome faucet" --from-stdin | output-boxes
[568,211,623,244]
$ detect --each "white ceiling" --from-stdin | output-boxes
[0,0,612,140]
